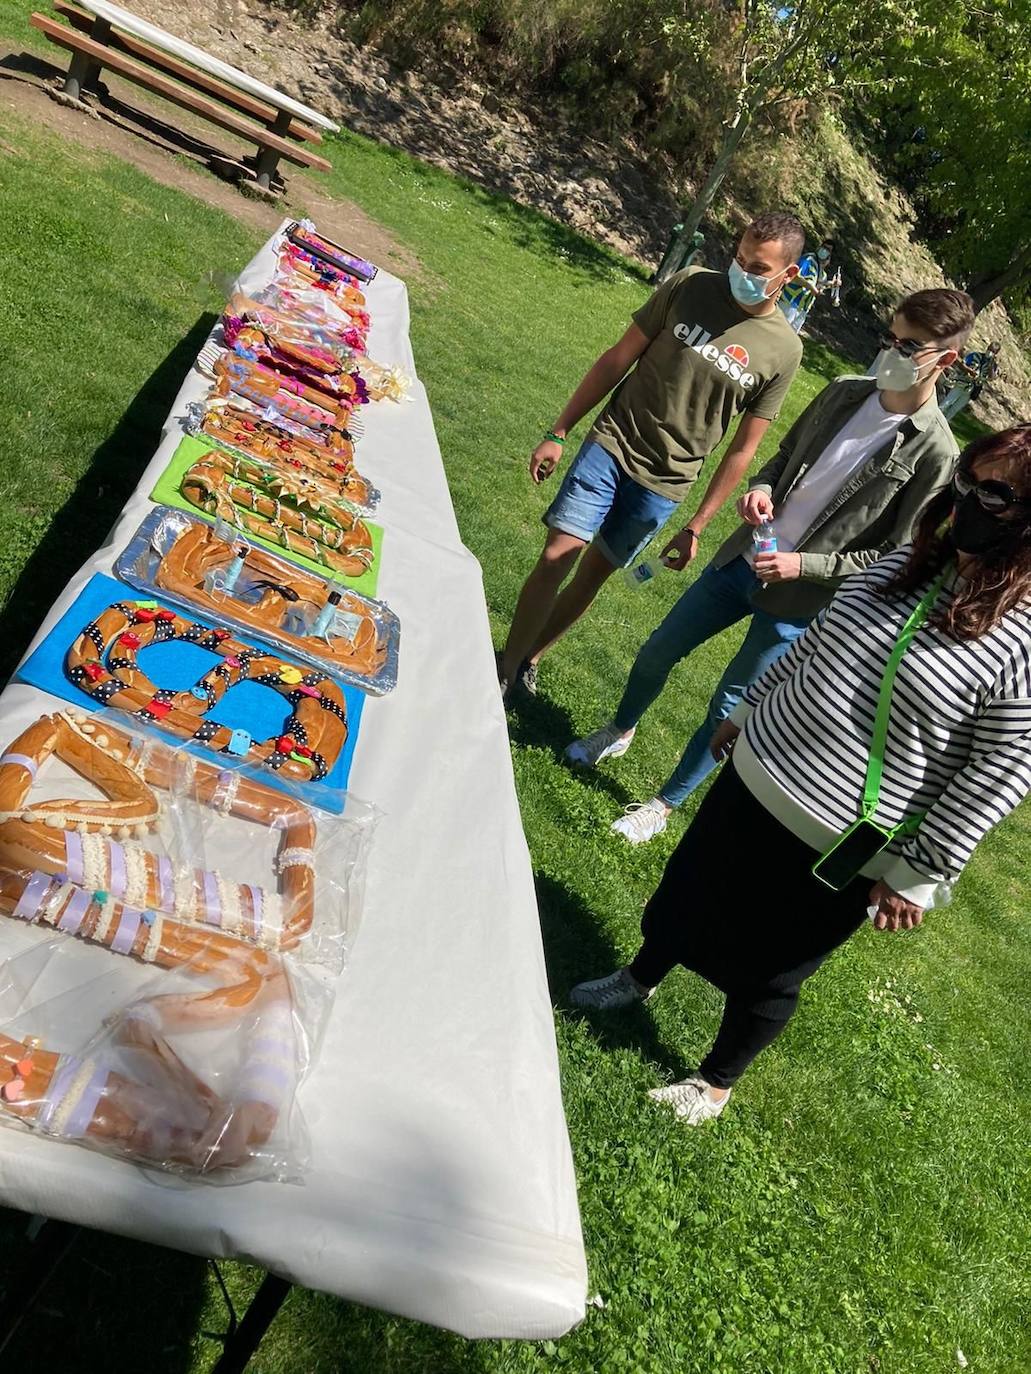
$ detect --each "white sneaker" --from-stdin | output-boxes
[565,722,635,767]
[648,1074,731,1124]
[569,967,653,1011]
[611,797,669,844]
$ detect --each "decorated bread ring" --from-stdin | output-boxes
[65,600,347,783]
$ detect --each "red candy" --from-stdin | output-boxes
[134,609,157,623]
[118,632,142,650]
[293,744,313,759]
[83,662,105,682]
[213,629,231,643]
[275,735,295,755]
[147,699,172,718]
[156,610,176,623]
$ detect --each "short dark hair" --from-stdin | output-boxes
[743,212,805,264]
[820,238,835,250]
[896,288,975,347]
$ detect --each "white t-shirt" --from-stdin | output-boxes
[772,392,908,554]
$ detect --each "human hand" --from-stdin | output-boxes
[754,551,803,583]
[530,440,564,484]
[868,879,924,932]
[738,490,774,526]
[660,526,700,571]
[710,718,741,761]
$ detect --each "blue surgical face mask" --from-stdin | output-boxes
[729,259,784,307]
[817,247,831,262]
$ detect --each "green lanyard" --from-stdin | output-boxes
[862,567,951,837]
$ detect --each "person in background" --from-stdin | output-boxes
[565,288,974,844]
[570,424,1031,1125]
[496,213,805,700]
[778,238,833,334]
[941,342,1001,419]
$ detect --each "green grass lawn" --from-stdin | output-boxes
[0,63,1028,1374]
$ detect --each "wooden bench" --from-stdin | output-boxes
[30,6,333,190]
[50,1,322,146]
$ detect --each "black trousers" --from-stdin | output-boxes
[628,760,871,1089]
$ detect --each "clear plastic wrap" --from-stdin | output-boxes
[116,508,400,695]
[0,935,329,1183]
[0,711,375,1179]
[283,219,379,283]
[180,392,377,515]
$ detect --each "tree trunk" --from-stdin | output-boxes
[966,242,1031,312]
[655,114,752,282]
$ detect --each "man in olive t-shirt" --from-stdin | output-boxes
[498,212,805,698]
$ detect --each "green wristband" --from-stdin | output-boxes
[544,431,567,446]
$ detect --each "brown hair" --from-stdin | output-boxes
[744,212,805,263]
[882,425,1031,639]
[896,288,975,348]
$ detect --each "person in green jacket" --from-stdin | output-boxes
[565,287,975,844]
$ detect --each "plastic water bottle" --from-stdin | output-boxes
[625,554,673,588]
[752,519,778,556]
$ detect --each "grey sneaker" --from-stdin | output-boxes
[570,967,653,1011]
[516,659,539,696]
[565,721,635,768]
[648,1074,731,1124]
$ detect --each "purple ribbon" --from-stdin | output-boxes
[108,842,127,899]
[157,856,174,912]
[62,1068,107,1140]
[111,905,143,955]
[238,1061,293,1107]
[57,887,91,935]
[13,871,52,922]
[0,753,38,779]
[202,871,222,926]
[63,831,85,886]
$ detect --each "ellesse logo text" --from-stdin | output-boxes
[673,324,756,387]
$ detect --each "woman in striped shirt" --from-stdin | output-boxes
[572,424,1031,1124]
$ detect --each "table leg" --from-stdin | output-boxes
[62,16,110,100]
[253,110,292,191]
[253,145,282,191]
[210,1272,292,1374]
[0,1217,81,1356]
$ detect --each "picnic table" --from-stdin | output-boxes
[30,0,338,190]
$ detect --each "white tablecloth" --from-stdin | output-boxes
[0,227,587,1339]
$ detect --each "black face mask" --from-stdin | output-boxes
[950,491,1018,556]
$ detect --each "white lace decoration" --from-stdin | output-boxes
[276,847,315,872]
[259,890,283,948]
[93,896,118,946]
[173,865,197,922]
[48,1058,99,1138]
[142,916,164,964]
[212,770,240,813]
[124,842,150,908]
[80,832,107,893]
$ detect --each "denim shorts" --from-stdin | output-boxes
[543,440,678,568]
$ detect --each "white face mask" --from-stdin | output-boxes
[874,345,945,392]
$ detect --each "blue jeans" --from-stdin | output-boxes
[544,440,678,568]
[613,556,809,807]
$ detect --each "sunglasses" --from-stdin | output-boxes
[953,467,1031,515]
[879,330,941,360]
